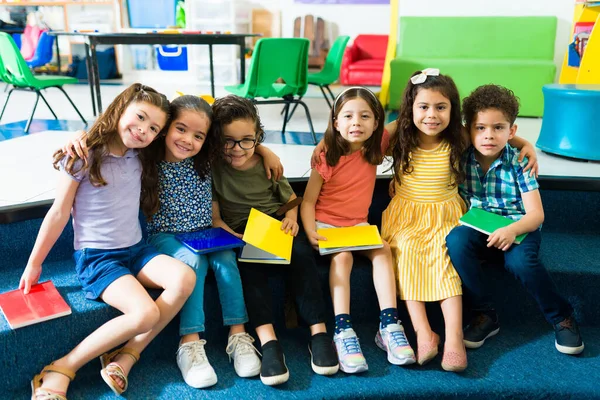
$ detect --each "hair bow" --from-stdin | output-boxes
[174,91,215,105]
[410,68,440,85]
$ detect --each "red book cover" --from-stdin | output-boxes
[0,281,71,329]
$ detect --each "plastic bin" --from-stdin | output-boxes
[128,0,176,29]
[156,45,188,71]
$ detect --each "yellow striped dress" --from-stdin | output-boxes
[381,141,466,302]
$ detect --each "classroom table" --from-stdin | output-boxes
[48,32,260,116]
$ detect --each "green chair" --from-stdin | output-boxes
[0,32,86,133]
[225,37,316,144]
[284,35,350,122]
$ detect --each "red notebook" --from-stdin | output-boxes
[0,281,71,329]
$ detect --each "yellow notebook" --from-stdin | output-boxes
[317,225,383,256]
[240,208,293,263]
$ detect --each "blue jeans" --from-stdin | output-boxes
[148,233,248,335]
[445,226,572,325]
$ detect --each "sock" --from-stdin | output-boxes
[380,308,399,329]
[334,314,352,334]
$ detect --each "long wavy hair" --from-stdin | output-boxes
[389,71,468,186]
[324,87,385,167]
[141,95,220,218]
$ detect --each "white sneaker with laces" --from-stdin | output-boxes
[226,332,262,378]
[176,339,218,388]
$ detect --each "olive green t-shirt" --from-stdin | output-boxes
[212,158,295,232]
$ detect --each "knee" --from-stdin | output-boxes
[169,266,196,299]
[331,252,353,270]
[130,303,160,333]
[445,226,469,252]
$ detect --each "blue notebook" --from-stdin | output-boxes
[176,228,245,254]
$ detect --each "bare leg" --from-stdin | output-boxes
[406,300,435,344]
[229,324,246,336]
[440,296,464,354]
[35,275,161,395]
[105,255,195,386]
[361,241,396,310]
[256,323,278,346]
[329,251,353,315]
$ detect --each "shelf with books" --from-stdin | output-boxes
[560,0,600,84]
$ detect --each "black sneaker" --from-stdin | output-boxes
[463,313,500,349]
[554,316,584,355]
[308,333,340,375]
[260,340,289,386]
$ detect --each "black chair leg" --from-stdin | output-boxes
[285,95,303,123]
[25,92,41,133]
[319,85,332,108]
[296,100,317,144]
[0,88,15,122]
[325,85,336,103]
[281,102,291,135]
[56,86,87,125]
[38,90,58,120]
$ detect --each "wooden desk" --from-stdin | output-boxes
[48,32,260,116]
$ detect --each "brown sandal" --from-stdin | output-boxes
[31,363,76,400]
[99,347,140,395]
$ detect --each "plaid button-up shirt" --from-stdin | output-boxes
[460,144,539,222]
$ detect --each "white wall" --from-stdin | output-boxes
[277,0,574,71]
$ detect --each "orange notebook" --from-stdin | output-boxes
[0,281,71,329]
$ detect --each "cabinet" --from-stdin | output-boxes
[185,0,250,85]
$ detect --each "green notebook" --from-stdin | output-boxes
[459,208,528,244]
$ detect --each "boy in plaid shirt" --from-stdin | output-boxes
[445,85,584,355]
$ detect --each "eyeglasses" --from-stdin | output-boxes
[224,138,257,150]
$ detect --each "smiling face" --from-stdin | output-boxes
[412,88,451,145]
[223,118,258,169]
[470,108,517,161]
[115,101,166,154]
[163,110,211,163]
[334,97,377,151]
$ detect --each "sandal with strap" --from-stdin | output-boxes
[99,347,140,395]
[31,363,76,400]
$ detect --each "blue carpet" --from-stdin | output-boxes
[0,119,322,145]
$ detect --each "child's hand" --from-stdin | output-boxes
[262,152,284,181]
[487,227,516,251]
[519,145,539,178]
[281,218,299,236]
[62,130,89,160]
[233,232,244,239]
[310,140,327,167]
[19,264,42,295]
[388,179,396,198]
[306,230,327,249]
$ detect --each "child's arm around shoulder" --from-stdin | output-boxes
[300,169,328,248]
[211,200,243,239]
[255,144,284,181]
[19,173,80,294]
[507,135,539,178]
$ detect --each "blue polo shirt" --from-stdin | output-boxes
[460,144,539,222]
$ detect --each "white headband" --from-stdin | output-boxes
[410,68,440,85]
[332,86,379,115]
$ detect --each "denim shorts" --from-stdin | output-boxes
[73,240,161,300]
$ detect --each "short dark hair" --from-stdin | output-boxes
[462,84,520,128]
[212,95,265,144]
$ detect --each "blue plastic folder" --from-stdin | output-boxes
[176,228,245,254]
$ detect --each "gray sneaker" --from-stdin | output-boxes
[176,340,217,388]
[333,328,368,374]
[226,332,262,377]
[375,322,416,365]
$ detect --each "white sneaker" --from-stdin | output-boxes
[225,333,262,378]
[176,340,218,388]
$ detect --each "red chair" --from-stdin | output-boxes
[340,34,388,86]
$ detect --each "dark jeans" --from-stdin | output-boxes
[446,226,572,325]
[237,230,327,329]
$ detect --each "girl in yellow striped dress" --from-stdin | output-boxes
[381,69,469,372]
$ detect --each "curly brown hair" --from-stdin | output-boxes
[141,95,219,218]
[324,87,385,167]
[51,83,169,218]
[389,71,468,186]
[211,95,265,162]
[462,84,520,129]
